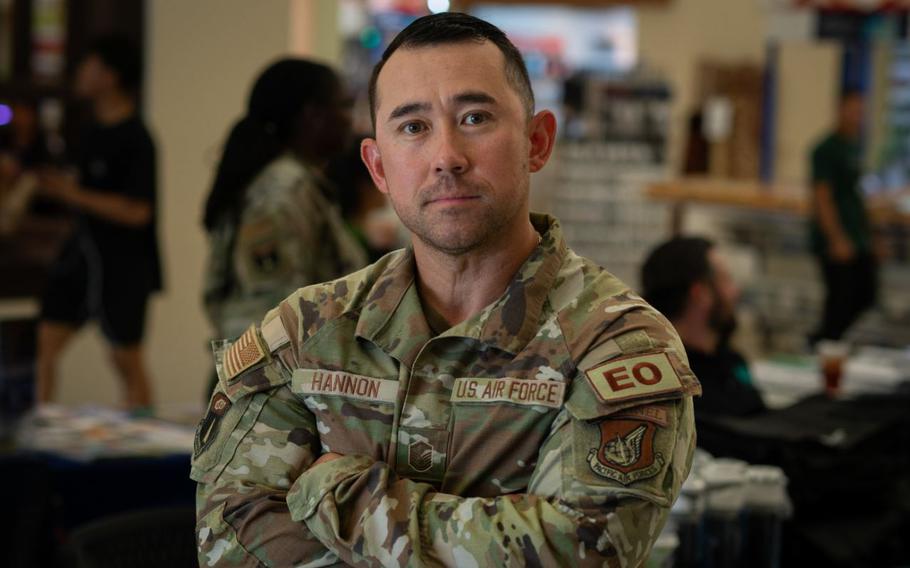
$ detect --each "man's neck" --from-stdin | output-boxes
[672,317,719,355]
[414,217,539,328]
[94,91,136,126]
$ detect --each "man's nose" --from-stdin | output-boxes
[433,127,469,175]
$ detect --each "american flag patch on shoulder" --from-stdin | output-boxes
[224,325,267,380]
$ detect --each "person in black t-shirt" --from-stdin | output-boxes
[35,35,160,411]
[641,237,765,417]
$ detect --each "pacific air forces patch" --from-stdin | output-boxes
[587,418,664,485]
[577,402,673,486]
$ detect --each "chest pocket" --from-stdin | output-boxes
[292,368,397,461]
[444,377,566,497]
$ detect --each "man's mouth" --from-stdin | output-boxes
[426,194,481,205]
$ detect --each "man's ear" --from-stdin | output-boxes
[528,110,557,173]
[361,138,388,195]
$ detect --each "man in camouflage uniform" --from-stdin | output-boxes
[192,13,700,567]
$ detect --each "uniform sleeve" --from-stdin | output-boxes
[191,321,341,567]
[285,326,699,567]
[233,178,323,303]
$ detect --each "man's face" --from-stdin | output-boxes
[706,249,739,340]
[75,55,115,99]
[840,94,864,137]
[362,41,554,256]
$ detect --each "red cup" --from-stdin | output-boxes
[817,341,849,398]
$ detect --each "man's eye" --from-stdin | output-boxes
[402,122,425,135]
[463,112,488,126]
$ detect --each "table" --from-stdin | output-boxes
[751,345,910,409]
[0,406,197,568]
[695,347,910,566]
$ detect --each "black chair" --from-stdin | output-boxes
[0,455,56,568]
[64,507,197,568]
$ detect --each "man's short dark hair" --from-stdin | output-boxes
[86,34,143,94]
[367,12,534,129]
[641,237,714,320]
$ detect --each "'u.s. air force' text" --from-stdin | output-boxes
[451,377,565,408]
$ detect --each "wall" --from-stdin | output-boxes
[56,0,295,413]
[290,0,341,64]
[637,0,769,172]
[774,41,840,183]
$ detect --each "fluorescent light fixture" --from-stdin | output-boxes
[427,0,449,15]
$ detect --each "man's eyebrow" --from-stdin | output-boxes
[453,91,497,106]
[387,92,499,123]
[388,102,431,122]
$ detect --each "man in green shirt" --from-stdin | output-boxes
[809,90,877,343]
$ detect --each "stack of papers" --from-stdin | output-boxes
[844,346,910,394]
[751,357,820,409]
[15,404,195,462]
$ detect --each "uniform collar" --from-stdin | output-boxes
[355,213,568,366]
[450,213,567,354]
[354,251,430,367]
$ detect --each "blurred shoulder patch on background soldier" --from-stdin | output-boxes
[240,217,282,273]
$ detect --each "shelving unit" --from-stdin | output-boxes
[0,0,144,146]
[647,178,910,351]
[553,142,671,289]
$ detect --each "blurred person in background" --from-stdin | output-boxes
[0,98,48,233]
[642,236,765,417]
[808,90,878,344]
[0,97,50,177]
[34,35,160,412]
[325,136,402,262]
[201,59,367,379]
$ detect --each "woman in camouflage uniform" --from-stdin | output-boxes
[201,59,367,390]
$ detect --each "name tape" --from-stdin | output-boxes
[293,369,398,404]
[451,377,565,409]
[584,352,682,404]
